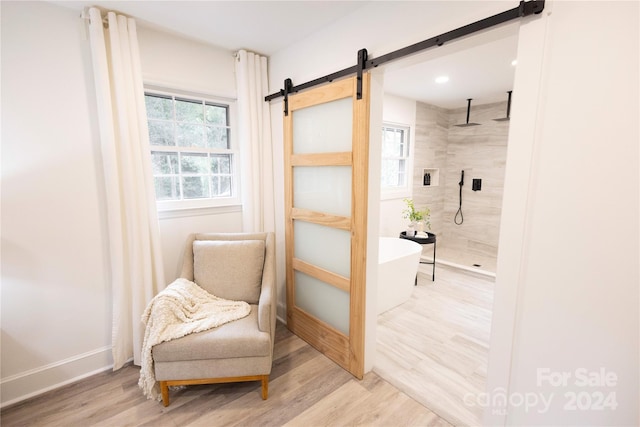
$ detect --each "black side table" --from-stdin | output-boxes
[399,231,436,282]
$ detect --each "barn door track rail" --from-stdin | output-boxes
[266,0,545,115]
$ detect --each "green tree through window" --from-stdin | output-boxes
[145,92,234,202]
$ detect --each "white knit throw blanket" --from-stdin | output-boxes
[138,278,251,401]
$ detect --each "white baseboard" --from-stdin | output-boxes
[1,346,113,408]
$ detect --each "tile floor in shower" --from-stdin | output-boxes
[420,243,497,276]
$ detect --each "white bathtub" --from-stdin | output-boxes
[377,237,423,314]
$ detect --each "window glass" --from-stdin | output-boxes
[145,92,236,204]
[381,124,411,190]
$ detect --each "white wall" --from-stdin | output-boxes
[1,1,111,405]
[0,1,242,406]
[487,2,639,424]
[137,25,236,99]
[380,93,416,237]
[270,1,639,424]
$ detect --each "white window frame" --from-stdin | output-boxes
[144,86,240,213]
[381,122,413,200]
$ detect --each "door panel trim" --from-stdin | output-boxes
[289,307,350,367]
[288,78,354,111]
[284,74,370,379]
[292,258,350,292]
[290,208,350,230]
[291,152,352,166]
[348,73,370,378]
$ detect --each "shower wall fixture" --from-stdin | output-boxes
[493,91,513,121]
[411,101,510,271]
[454,170,464,225]
[454,99,481,127]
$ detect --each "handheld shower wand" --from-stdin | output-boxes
[455,170,464,225]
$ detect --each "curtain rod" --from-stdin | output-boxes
[265,0,545,108]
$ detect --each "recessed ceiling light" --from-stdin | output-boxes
[511,59,518,66]
[435,75,449,84]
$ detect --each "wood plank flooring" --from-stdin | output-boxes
[1,323,450,427]
[374,264,495,427]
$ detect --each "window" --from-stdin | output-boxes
[381,123,411,193]
[144,91,238,210]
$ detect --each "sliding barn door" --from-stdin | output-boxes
[284,74,370,378]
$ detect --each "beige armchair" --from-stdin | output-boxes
[152,232,276,407]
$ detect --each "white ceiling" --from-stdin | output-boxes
[52,1,518,109]
[383,28,519,109]
[52,1,370,55]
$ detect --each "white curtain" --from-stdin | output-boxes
[87,8,165,369]
[235,50,275,233]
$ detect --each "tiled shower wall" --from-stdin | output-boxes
[413,100,510,262]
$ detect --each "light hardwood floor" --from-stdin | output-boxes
[1,323,451,427]
[375,264,495,427]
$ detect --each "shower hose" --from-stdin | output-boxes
[455,180,464,225]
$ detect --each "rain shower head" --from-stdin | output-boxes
[493,91,513,122]
[455,99,481,127]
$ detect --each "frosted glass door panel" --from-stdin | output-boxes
[293,98,353,154]
[294,221,351,278]
[295,271,349,335]
[293,166,351,217]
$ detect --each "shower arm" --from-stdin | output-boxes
[465,99,472,124]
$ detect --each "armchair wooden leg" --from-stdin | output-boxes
[261,375,269,400]
[160,381,170,407]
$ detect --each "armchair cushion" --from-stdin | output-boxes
[193,239,265,304]
[152,305,270,362]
